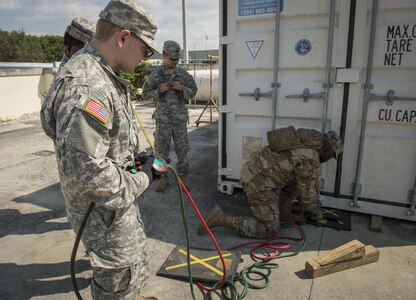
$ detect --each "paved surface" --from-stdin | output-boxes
[0,103,415,300]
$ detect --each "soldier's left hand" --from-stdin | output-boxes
[171,81,183,91]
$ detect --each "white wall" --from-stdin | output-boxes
[0,68,54,123]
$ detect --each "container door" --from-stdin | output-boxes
[321,0,416,220]
[218,0,348,195]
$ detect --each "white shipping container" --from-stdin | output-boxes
[218,0,416,221]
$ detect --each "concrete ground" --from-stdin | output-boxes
[0,103,415,300]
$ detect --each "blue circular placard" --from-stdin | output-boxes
[295,39,312,56]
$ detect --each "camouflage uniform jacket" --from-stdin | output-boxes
[53,54,70,83]
[240,146,321,213]
[59,54,70,69]
[40,42,150,269]
[141,64,197,122]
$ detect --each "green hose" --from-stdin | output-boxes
[214,225,307,300]
[169,166,197,300]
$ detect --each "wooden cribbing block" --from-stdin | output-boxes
[315,239,365,266]
[305,244,379,278]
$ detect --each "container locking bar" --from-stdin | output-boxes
[368,89,416,106]
[239,87,273,101]
[285,88,325,102]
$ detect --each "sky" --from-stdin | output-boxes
[0,0,219,51]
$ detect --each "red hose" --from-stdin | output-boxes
[227,218,305,261]
[179,179,227,291]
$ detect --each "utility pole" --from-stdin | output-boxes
[182,0,189,61]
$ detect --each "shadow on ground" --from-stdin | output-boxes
[0,260,90,299]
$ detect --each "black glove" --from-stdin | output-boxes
[135,151,150,165]
[139,155,154,182]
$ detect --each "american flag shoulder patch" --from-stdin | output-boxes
[84,98,111,124]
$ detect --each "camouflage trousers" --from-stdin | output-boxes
[91,263,148,300]
[232,186,298,239]
[154,118,190,177]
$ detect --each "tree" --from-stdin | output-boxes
[0,29,64,62]
[40,35,65,62]
[120,62,154,100]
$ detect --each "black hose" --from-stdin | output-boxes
[70,202,95,300]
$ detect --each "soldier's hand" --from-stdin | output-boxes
[158,83,170,93]
[171,81,183,91]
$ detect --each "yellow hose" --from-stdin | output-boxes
[130,101,154,150]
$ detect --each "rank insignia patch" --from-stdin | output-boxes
[84,98,111,124]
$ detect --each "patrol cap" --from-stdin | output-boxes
[323,131,343,159]
[99,0,159,53]
[65,17,95,44]
[163,40,181,59]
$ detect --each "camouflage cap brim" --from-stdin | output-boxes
[140,35,160,54]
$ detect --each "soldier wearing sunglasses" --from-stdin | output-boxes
[40,0,159,299]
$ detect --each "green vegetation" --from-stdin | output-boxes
[0,29,65,62]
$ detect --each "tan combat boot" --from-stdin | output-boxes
[155,176,169,192]
[197,205,234,235]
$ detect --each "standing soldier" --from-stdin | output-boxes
[40,0,159,298]
[59,17,95,69]
[198,127,343,239]
[142,40,198,192]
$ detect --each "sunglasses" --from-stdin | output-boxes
[163,51,180,61]
[132,33,154,58]
[143,46,154,59]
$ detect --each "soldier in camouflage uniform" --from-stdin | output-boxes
[198,128,343,239]
[59,17,95,70]
[40,1,159,299]
[142,40,198,192]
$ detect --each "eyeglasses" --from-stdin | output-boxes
[142,45,154,59]
[132,33,154,58]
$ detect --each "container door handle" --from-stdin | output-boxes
[285,88,325,102]
[239,87,273,101]
[368,89,416,106]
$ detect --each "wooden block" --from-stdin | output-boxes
[370,215,383,232]
[315,239,365,266]
[305,245,380,278]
